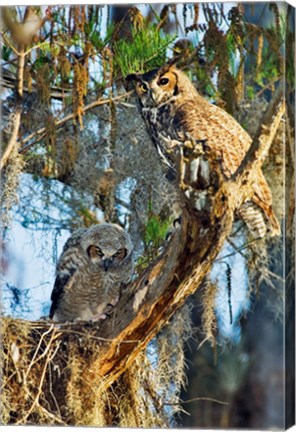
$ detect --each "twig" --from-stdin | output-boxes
[226,237,248,259]
[1,32,20,56]
[215,238,259,262]
[37,404,67,425]
[256,77,281,98]
[17,333,60,425]
[58,327,140,344]
[19,91,134,154]
[24,41,51,56]
[48,363,62,418]
[164,396,229,406]
[23,324,55,381]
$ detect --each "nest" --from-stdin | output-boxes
[1,317,107,425]
[1,302,192,426]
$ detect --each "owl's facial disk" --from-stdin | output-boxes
[127,67,178,106]
[126,70,158,108]
[87,245,127,271]
[150,70,178,105]
[133,79,160,109]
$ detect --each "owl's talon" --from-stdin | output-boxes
[180,180,190,190]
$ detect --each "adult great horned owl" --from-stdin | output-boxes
[49,223,134,322]
[127,64,280,238]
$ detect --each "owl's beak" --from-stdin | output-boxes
[149,82,160,103]
[103,258,113,272]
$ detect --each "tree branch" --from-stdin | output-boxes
[1,32,21,56]
[232,82,285,180]
[0,110,22,171]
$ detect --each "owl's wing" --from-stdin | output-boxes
[171,99,252,178]
[49,268,76,318]
[171,100,280,234]
[49,229,86,319]
[199,103,280,233]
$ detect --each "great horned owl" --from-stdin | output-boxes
[49,223,134,322]
[127,64,280,238]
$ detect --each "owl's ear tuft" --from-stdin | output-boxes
[126,73,139,82]
[158,60,178,76]
[125,73,140,91]
[158,64,171,76]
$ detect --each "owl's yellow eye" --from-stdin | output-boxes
[159,77,169,86]
[113,248,127,259]
[95,247,104,257]
[87,245,104,259]
[139,82,148,93]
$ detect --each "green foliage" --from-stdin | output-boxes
[2,45,12,61]
[255,49,279,85]
[225,32,239,76]
[195,67,216,97]
[113,25,177,76]
[33,55,50,70]
[136,203,173,272]
[144,212,171,250]
[246,85,255,100]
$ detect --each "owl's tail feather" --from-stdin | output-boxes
[237,201,267,238]
[237,201,281,238]
[250,172,281,237]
